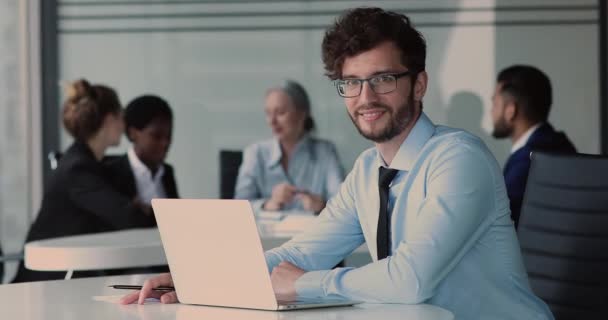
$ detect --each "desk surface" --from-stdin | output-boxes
[24,215,369,272]
[24,228,167,271]
[0,275,454,320]
[23,220,297,271]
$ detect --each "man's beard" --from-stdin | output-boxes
[491,116,512,139]
[349,95,415,143]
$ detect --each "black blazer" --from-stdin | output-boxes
[103,154,179,205]
[13,142,156,283]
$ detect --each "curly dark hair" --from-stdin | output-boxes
[322,7,426,80]
[124,95,173,141]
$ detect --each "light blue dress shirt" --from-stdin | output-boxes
[235,134,345,212]
[265,113,554,320]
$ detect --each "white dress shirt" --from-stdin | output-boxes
[127,147,167,205]
[511,123,542,154]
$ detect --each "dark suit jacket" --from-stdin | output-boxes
[504,123,577,228]
[103,155,179,213]
[12,142,157,283]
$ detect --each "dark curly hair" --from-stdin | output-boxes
[322,7,426,80]
[124,95,173,141]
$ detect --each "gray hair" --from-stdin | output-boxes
[281,80,310,114]
[269,80,315,132]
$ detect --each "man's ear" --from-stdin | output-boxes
[413,71,428,102]
[504,101,517,123]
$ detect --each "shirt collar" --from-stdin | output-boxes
[376,112,436,171]
[267,133,313,168]
[127,146,165,180]
[511,123,542,154]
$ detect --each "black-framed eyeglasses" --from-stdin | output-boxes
[334,71,412,98]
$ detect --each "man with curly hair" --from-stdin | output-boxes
[123,7,554,320]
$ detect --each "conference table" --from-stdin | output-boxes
[0,274,455,320]
[24,213,370,279]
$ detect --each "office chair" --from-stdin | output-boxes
[219,150,243,199]
[49,152,120,171]
[0,248,24,284]
[517,152,608,319]
[47,151,63,170]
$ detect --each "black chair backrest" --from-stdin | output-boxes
[518,152,608,319]
[219,150,243,199]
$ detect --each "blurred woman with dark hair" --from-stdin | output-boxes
[13,79,155,283]
[235,80,344,214]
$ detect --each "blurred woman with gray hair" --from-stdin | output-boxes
[235,80,344,213]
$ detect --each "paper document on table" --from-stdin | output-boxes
[257,210,284,220]
[93,295,160,304]
[274,214,317,233]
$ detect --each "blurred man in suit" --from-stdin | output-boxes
[491,65,576,228]
[104,95,179,219]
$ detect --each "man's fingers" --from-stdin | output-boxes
[138,274,171,304]
[138,278,160,304]
[160,292,179,304]
[119,291,142,305]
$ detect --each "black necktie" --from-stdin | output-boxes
[377,167,399,260]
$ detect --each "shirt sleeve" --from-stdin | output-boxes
[292,142,497,303]
[234,144,267,211]
[265,160,365,274]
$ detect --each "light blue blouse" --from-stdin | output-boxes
[265,113,554,320]
[234,135,345,212]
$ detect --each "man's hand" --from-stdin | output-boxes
[297,191,325,213]
[119,273,178,305]
[270,261,306,301]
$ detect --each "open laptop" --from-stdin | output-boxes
[151,198,361,311]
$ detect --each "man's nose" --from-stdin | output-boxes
[358,81,380,104]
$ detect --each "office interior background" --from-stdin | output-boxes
[0,0,605,283]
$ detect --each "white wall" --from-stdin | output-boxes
[0,0,39,283]
[56,0,600,198]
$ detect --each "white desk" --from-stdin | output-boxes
[0,275,454,320]
[24,216,370,279]
[24,229,166,276]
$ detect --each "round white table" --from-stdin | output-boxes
[24,215,371,279]
[24,228,167,279]
[0,274,455,320]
